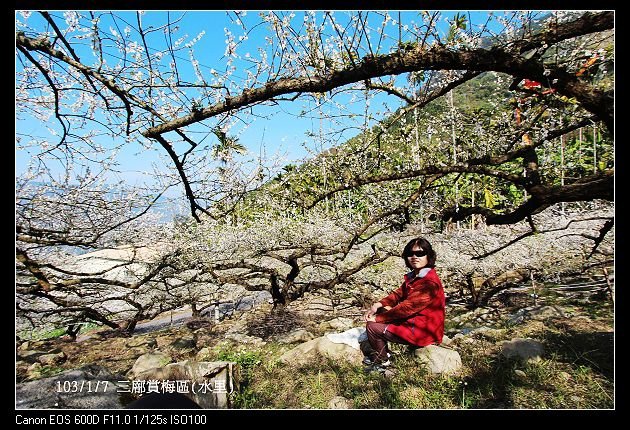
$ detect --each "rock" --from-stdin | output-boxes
[507,305,567,325]
[17,341,31,352]
[468,326,505,341]
[170,336,196,350]
[383,368,397,378]
[528,306,567,321]
[16,360,30,380]
[328,396,354,409]
[38,351,67,366]
[413,345,462,375]
[128,347,153,358]
[500,338,544,361]
[25,340,50,350]
[26,363,43,380]
[16,365,127,409]
[195,347,213,361]
[514,369,527,377]
[274,329,315,344]
[225,319,249,336]
[224,333,266,347]
[507,309,528,325]
[559,371,572,381]
[517,320,547,337]
[19,350,51,364]
[451,333,473,344]
[441,335,453,346]
[128,352,172,378]
[133,360,238,409]
[279,336,363,365]
[326,327,367,350]
[125,337,157,349]
[319,317,355,332]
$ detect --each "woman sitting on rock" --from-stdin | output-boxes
[363,237,445,371]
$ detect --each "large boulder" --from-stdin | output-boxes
[224,333,266,347]
[413,345,462,375]
[274,329,315,344]
[127,352,172,379]
[16,365,128,409]
[500,338,544,361]
[319,317,356,332]
[132,360,238,409]
[279,336,363,365]
[37,351,67,366]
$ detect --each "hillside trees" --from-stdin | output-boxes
[16,11,614,332]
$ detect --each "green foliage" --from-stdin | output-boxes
[484,188,497,208]
[227,28,613,230]
[447,13,468,43]
[19,322,102,340]
[211,127,246,164]
[213,345,265,408]
[230,311,612,409]
[39,365,65,378]
[237,352,464,409]
[249,290,612,409]
[216,348,263,368]
[38,327,67,340]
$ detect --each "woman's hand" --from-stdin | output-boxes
[364,302,383,322]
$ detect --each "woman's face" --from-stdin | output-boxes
[407,245,428,271]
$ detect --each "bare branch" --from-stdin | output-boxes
[39,11,111,110]
[474,216,614,260]
[16,45,68,143]
[141,12,613,137]
[588,218,614,258]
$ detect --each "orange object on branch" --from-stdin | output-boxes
[522,78,555,95]
[576,55,598,76]
[522,79,542,90]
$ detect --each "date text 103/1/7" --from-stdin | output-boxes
[56,380,109,393]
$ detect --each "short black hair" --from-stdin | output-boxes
[402,237,436,269]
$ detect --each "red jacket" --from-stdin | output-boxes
[374,268,445,347]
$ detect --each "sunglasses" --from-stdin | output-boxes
[406,250,427,258]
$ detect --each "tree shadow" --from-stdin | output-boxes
[543,329,614,380]
[458,355,520,409]
[461,328,613,408]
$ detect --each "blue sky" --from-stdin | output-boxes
[16,10,521,195]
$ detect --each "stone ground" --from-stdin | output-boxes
[16,278,613,385]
